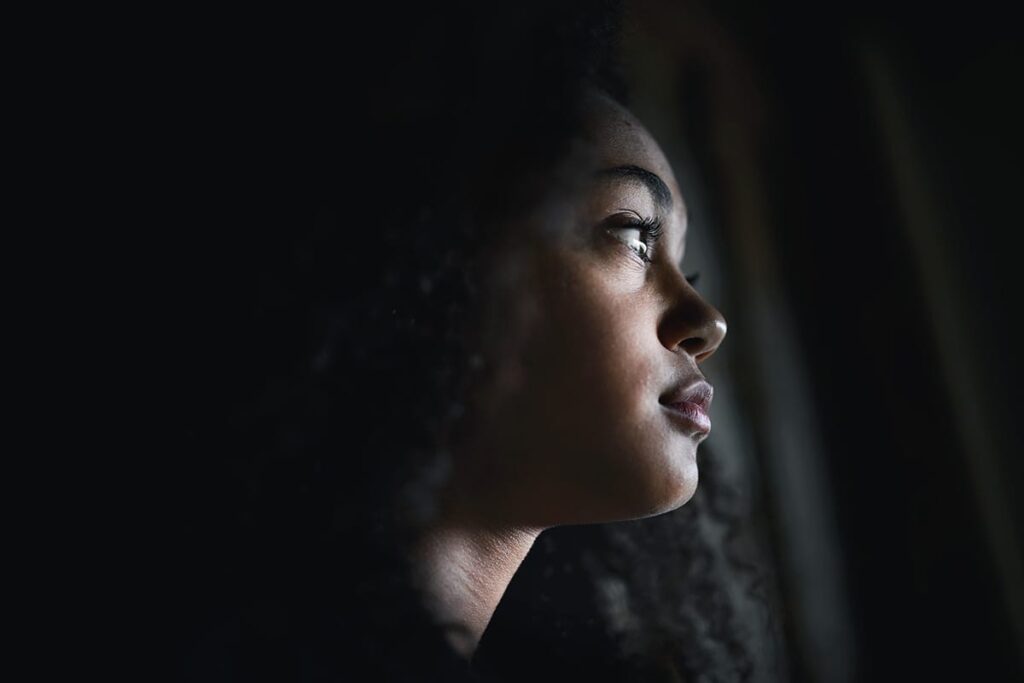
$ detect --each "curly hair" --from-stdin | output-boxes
[172,2,778,681]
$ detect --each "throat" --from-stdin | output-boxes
[409,521,542,659]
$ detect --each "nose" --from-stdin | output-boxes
[658,273,727,363]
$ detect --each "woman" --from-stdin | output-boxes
[409,86,727,662]
[172,3,760,681]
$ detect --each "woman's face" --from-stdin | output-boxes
[447,91,727,529]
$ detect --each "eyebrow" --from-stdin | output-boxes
[594,164,675,215]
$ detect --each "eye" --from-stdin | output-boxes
[605,214,664,264]
[619,227,649,260]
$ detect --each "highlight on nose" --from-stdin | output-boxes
[663,301,727,362]
[690,317,727,362]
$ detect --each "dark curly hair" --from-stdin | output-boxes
[169,2,778,681]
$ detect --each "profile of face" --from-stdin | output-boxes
[442,89,727,531]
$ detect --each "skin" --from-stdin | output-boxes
[409,89,728,659]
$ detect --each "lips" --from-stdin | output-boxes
[662,381,713,411]
[660,380,713,436]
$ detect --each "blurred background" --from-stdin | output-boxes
[609,1,1022,680]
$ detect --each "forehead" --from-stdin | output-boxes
[579,92,688,229]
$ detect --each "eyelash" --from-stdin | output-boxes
[609,216,701,286]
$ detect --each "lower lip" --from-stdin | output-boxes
[662,401,711,436]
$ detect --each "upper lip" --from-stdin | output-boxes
[660,379,713,412]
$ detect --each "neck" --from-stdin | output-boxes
[411,516,542,659]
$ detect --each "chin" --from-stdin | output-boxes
[563,441,702,524]
[661,450,703,507]
[665,478,699,511]
[651,481,699,517]
[614,468,700,522]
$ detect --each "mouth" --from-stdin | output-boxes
[661,400,711,437]
[659,380,713,438]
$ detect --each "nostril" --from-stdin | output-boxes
[658,291,728,358]
[680,337,706,355]
[679,317,726,361]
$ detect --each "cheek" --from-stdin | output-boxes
[550,347,698,521]
[510,258,699,522]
